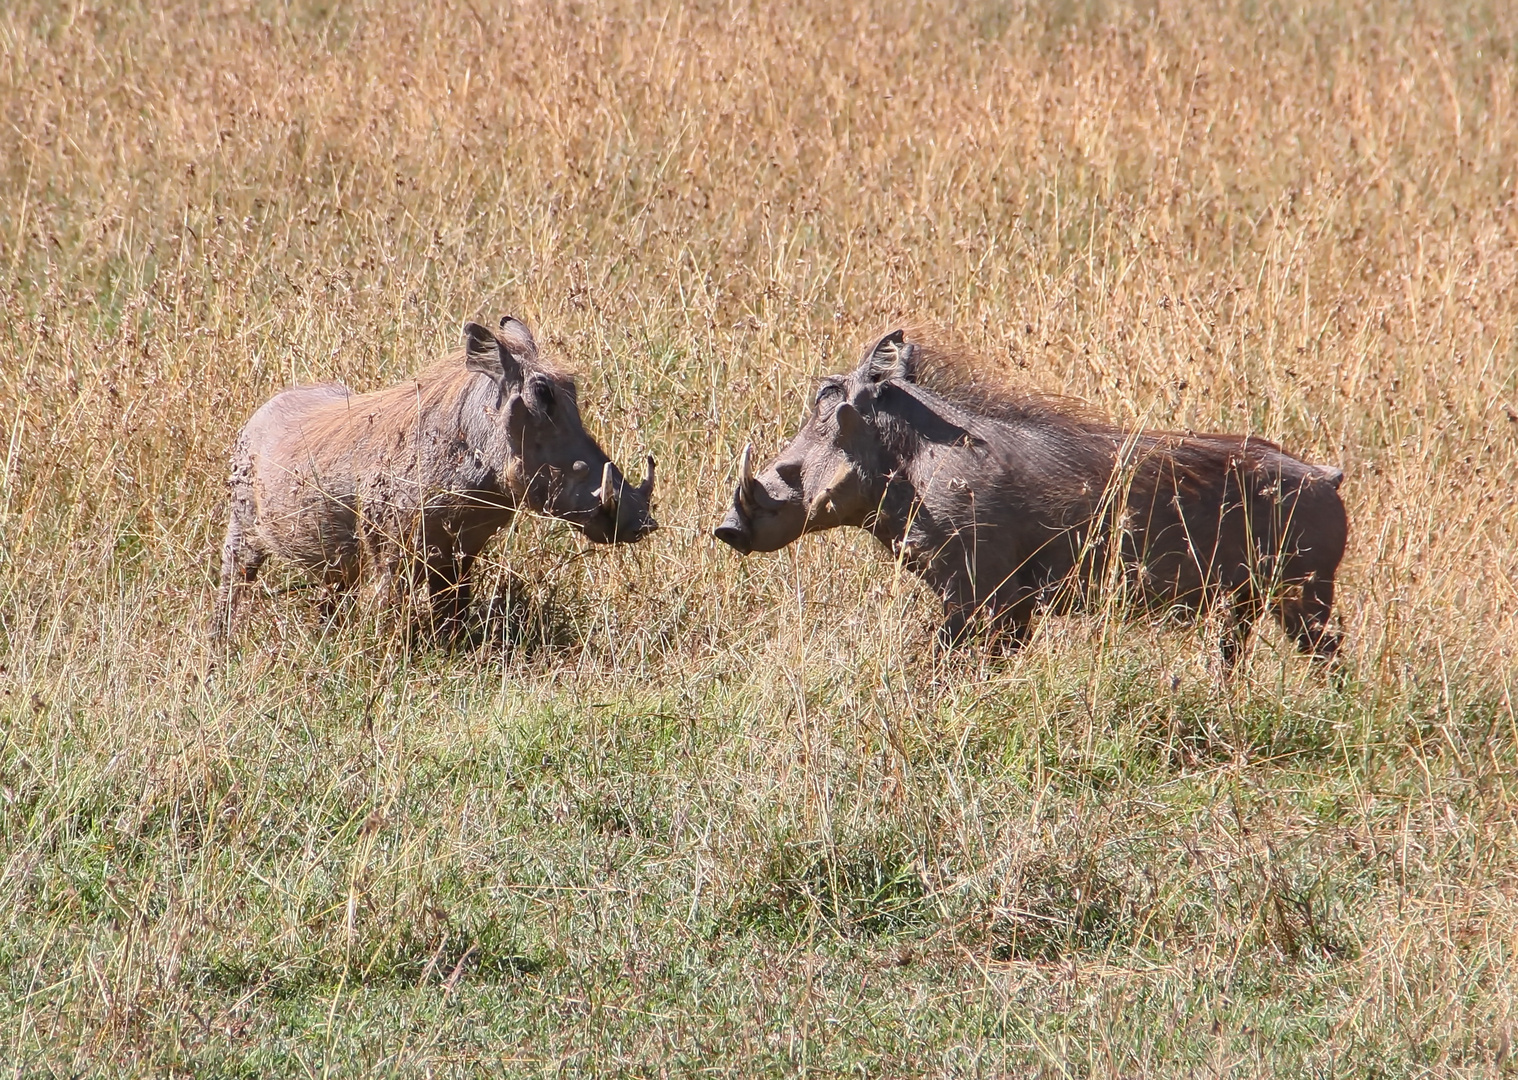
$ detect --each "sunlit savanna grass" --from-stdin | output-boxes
[2,0,1517,1075]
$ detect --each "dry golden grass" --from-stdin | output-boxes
[2,0,1517,1075]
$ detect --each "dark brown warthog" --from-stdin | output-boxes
[714,330,1347,667]
[213,318,656,639]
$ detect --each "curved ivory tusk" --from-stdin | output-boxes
[639,454,656,497]
[598,461,618,510]
[737,443,756,511]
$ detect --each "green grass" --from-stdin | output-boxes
[4,612,1514,1074]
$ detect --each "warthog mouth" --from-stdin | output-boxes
[623,517,660,542]
[577,455,657,544]
[582,513,659,544]
[712,525,750,554]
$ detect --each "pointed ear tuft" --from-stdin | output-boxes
[463,321,497,360]
[496,316,538,364]
[859,329,918,385]
[462,321,522,395]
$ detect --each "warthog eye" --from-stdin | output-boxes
[814,382,841,409]
[530,376,556,414]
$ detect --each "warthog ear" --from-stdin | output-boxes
[463,321,523,402]
[859,329,919,386]
[496,316,539,364]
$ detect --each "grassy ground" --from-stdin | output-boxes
[2,0,1517,1074]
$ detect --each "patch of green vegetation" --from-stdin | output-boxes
[728,838,931,939]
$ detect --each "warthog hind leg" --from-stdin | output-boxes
[937,589,1033,655]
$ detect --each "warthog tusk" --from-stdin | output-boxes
[737,443,756,512]
[639,454,655,498]
[597,461,618,511]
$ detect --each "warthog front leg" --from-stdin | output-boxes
[364,558,406,637]
[356,520,410,638]
[936,581,1033,655]
[1219,589,1262,673]
[1278,577,1341,664]
[426,551,476,639]
[212,492,268,643]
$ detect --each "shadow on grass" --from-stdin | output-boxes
[235,565,589,659]
[726,839,930,940]
[987,843,1362,964]
[195,921,549,998]
[449,570,585,656]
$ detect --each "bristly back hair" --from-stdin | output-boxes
[442,343,576,389]
[877,323,1118,434]
[301,333,581,445]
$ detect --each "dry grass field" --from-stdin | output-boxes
[3,0,1517,1074]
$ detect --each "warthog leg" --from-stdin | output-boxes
[1219,590,1262,672]
[937,586,1033,655]
[355,524,409,637]
[1278,577,1341,663]
[426,551,476,638]
[212,496,268,643]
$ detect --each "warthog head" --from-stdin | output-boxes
[466,319,656,544]
[714,330,917,554]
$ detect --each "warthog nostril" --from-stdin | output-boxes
[713,523,751,554]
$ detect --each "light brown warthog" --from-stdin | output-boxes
[714,330,1347,668]
[214,317,656,639]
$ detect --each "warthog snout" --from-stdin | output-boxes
[713,444,755,553]
[713,507,751,554]
[713,439,828,555]
[582,455,658,543]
